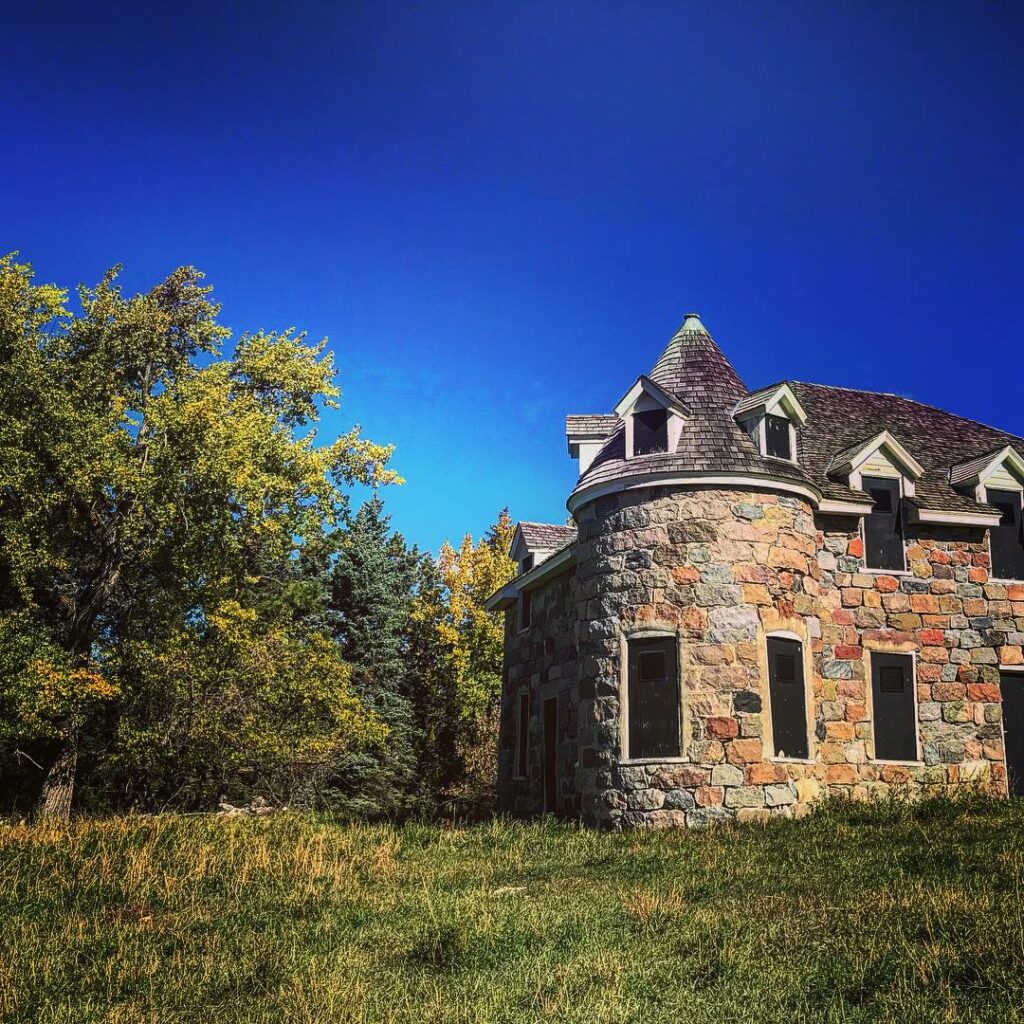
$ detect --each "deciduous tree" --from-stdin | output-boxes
[0,254,398,818]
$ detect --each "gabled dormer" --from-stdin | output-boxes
[732,383,807,463]
[613,375,689,459]
[827,430,924,497]
[949,444,1024,503]
[827,431,925,573]
[508,521,577,577]
[951,445,1024,580]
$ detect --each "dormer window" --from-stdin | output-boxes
[613,374,689,460]
[732,384,806,464]
[633,409,668,455]
[827,431,924,573]
[987,489,1024,580]
[520,553,535,576]
[863,476,906,571]
[949,446,1024,579]
[764,413,792,460]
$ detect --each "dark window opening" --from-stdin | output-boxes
[627,636,680,759]
[516,693,529,778]
[863,476,906,571]
[765,414,793,460]
[879,666,905,693]
[519,589,532,631]
[767,637,808,759]
[987,488,1024,580]
[521,553,535,575]
[633,409,669,456]
[871,652,917,761]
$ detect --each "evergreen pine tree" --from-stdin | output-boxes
[328,497,420,817]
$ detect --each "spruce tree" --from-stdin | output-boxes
[328,497,420,817]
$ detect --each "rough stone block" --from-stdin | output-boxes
[710,763,744,787]
[765,784,796,807]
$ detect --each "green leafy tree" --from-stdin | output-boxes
[0,254,398,818]
[110,601,386,810]
[410,509,516,813]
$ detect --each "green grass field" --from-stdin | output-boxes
[2,799,1024,1024]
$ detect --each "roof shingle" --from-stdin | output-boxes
[567,315,1024,516]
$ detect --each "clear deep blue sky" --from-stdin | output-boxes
[3,2,1022,552]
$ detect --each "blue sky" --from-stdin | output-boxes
[3,2,1022,553]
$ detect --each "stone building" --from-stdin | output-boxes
[486,314,1024,827]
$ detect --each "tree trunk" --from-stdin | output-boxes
[38,731,79,822]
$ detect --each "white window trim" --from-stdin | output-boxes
[985,485,1024,584]
[760,413,800,465]
[618,629,684,764]
[866,648,923,765]
[839,431,924,496]
[624,407,685,460]
[969,448,1024,503]
[859,474,909,573]
[762,629,815,762]
[739,411,800,464]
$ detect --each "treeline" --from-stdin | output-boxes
[0,254,515,821]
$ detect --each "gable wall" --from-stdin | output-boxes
[986,463,1023,491]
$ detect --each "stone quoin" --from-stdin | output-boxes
[486,314,1024,828]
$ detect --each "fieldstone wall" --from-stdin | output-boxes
[573,486,822,828]
[813,517,1024,796]
[499,485,1024,828]
[496,567,579,817]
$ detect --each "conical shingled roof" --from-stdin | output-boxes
[648,313,748,406]
[572,314,816,502]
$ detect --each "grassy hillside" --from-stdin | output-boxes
[2,800,1023,1024]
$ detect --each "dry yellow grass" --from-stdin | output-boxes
[2,798,1023,1023]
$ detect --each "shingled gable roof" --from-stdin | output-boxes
[565,414,618,437]
[948,444,1024,487]
[568,315,1024,517]
[516,521,577,551]
[788,382,1024,514]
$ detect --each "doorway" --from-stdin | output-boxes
[1000,672,1024,796]
[543,697,558,814]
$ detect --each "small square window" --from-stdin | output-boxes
[633,409,669,456]
[638,650,666,681]
[776,652,797,684]
[879,666,904,693]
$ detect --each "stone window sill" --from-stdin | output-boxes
[619,756,688,766]
[770,756,815,765]
[990,578,1024,585]
[872,759,924,767]
[863,568,913,577]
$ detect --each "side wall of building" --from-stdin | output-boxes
[496,567,579,817]
[813,516,1023,793]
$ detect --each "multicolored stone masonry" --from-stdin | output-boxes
[497,485,1023,827]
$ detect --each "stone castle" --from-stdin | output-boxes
[486,314,1024,827]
